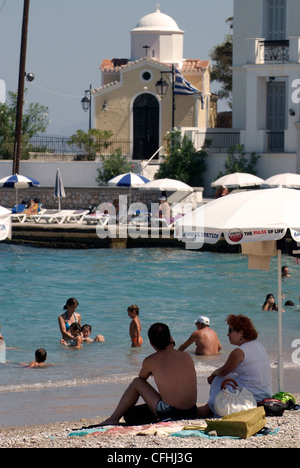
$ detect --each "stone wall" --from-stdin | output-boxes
[1,186,203,212]
[0,186,165,210]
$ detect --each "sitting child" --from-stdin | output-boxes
[81,324,105,343]
[60,322,83,348]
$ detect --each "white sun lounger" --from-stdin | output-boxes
[60,210,90,224]
[30,210,90,224]
[10,213,27,223]
[31,210,68,224]
[151,217,175,228]
[84,213,111,226]
[11,208,47,223]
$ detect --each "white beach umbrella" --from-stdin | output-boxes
[263,172,300,188]
[175,187,300,392]
[0,206,12,241]
[143,178,193,192]
[211,172,264,188]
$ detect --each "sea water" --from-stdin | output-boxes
[0,244,299,425]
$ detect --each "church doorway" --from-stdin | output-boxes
[132,93,159,160]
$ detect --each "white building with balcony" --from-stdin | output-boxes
[232,0,300,165]
[0,79,5,103]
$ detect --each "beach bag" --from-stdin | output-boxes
[257,398,288,416]
[214,378,257,417]
[205,406,266,439]
[272,392,296,405]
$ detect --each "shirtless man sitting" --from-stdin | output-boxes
[178,316,222,356]
[99,322,198,426]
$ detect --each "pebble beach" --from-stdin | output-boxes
[1,397,299,449]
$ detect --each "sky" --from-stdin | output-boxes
[0,0,233,136]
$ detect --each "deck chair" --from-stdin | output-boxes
[59,210,90,224]
[84,213,111,226]
[31,210,67,224]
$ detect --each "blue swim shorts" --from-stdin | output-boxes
[156,400,197,421]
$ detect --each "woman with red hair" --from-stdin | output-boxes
[197,314,272,418]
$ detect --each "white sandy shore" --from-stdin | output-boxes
[1,398,299,449]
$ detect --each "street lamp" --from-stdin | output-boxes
[155,63,175,130]
[13,0,31,175]
[81,84,92,129]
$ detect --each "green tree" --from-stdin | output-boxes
[68,128,113,161]
[217,144,260,179]
[96,148,132,185]
[0,90,49,159]
[210,18,233,107]
[155,129,208,186]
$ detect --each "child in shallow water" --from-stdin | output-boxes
[127,304,142,347]
[29,348,48,368]
[81,324,105,343]
[60,322,83,348]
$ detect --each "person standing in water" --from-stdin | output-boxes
[128,304,142,347]
[58,298,81,340]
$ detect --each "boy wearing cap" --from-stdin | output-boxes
[178,316,222,356]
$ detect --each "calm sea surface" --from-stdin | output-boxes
[0,244,299,424]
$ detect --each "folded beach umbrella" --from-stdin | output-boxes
[0,206,12,241]
[0,173,40,205]
[108,172,150,187]
[54,168,66,210]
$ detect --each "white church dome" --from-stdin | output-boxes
[131,7,183,33]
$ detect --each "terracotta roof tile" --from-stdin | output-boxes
[181,59,210,72]
[100,57,209,73]
[100,58,130,71]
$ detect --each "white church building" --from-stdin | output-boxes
[93,7,215,161]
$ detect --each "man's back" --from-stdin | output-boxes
[141,348,197,409]
[194,328,221,355]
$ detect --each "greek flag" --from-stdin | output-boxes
[174,68,200,95]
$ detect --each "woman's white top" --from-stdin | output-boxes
[234,340,273,400]
[208,340,272,414]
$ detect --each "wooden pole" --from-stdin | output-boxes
[13,0,30,175]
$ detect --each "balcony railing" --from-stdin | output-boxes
[259,40,289,63]
[23,133,242,159]
[267,131,285,152]
[27,136,133,157]
[192,131,240,152]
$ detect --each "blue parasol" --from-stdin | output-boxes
[0,173,40,188]
[0,173,40,205]
[108,172,150,187]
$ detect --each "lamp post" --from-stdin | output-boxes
[81,84,92,129]
[155,63,175,130]
[13,0,31,175]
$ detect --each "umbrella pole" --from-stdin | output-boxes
[277,249,284,392]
